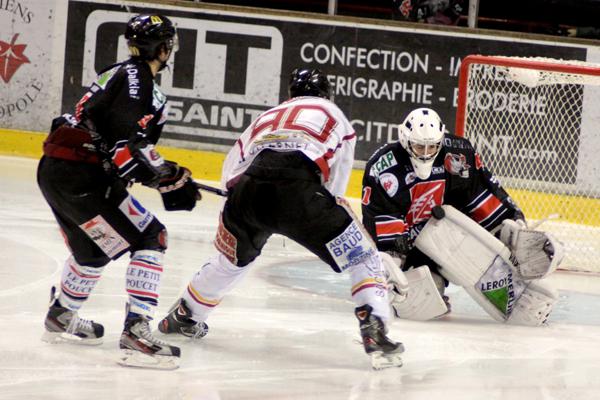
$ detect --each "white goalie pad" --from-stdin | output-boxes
[499,219,564,280]
[379,252,448,321]
[507,279,558,326]
[389,266,449,321]
[414,205,557,326]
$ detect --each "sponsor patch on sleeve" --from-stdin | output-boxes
[369,151,397,178]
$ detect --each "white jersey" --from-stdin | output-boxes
[221,96,356,197]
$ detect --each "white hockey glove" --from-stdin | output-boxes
[499,219,565,280]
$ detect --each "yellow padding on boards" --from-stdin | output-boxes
[2,128,596,224]
[0,128,363,198]
[510,189,600,227]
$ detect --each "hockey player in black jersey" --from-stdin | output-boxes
[37,14,199,369]
[362,108,562,325]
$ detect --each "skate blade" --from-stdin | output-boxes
[370,351,403,370]
[117,349,180,370]
[41,331,103,346]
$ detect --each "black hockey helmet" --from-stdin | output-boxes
[125,14,176,60]
[288,68,330,99]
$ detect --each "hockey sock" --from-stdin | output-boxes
[58,256,104,311]
[125,250,163,319]
[182,253,251,322]
[348,252,390,322]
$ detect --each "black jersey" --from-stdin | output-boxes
[74,58,166,146]
[64,58,170,184]
[361,134,524,254]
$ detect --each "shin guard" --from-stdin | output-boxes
[58,256,104,311]
[126,250,163,318]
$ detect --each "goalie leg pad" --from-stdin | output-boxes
[389,266,449,321]
[508,280,558,326]
[499,220,564,280]
[414,206,558,326]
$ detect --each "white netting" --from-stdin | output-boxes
[459,55,600,273]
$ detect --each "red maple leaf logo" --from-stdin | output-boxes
[0,34,30,83]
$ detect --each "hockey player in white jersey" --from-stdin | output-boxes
[159,68,404,369]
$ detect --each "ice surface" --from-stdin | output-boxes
[1,155,599,400]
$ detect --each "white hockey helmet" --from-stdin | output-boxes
[399,108,445,179]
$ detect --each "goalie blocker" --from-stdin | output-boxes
[387,205,563,326]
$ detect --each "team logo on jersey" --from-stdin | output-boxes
[369,151,397,177]
[79,215,129,258]
[379,173,399,197]
[444,153,470,178]
[407,180,445,226]
[119,195,154,232]
[404,172,417,185]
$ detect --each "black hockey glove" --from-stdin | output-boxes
[158,163,201,211]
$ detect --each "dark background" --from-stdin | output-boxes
[63,1,587,162]
[200,0,600,35]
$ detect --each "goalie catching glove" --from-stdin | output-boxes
[497,219,564,280]
[158,162,201,211]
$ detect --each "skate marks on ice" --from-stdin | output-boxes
[263,258,600,326]
[0,235,61,299]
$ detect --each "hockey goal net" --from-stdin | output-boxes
[456,55,600,273]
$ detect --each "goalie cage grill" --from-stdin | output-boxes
[456,55,600,273]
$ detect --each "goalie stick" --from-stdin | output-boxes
[193,181,228,197]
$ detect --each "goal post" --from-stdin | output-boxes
[455,55,600,273]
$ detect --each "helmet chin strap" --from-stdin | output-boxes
[158,47,173,72]
[158,60,170,72]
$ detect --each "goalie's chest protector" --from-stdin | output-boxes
[373,140,478,231]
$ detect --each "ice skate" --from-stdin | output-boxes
[158,298,209,339]
[41,286,104,345]
[355,304,404,370]
[118,315,181,370]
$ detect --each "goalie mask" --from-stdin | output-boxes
[399,108,445,180]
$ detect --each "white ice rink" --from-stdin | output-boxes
[1,155,600,400]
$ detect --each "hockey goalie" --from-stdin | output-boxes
[361,107,564,326]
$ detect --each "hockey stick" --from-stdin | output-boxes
[193,181,228,197]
